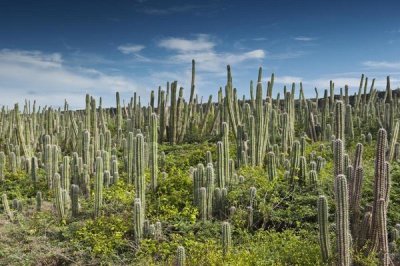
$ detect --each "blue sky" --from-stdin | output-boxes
[1,0,400,108]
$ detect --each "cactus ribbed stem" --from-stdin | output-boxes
[135,133,146,214]
[176,246,186,266]
[334,174,350,266]
[53,173,65,222]
[94,156,103,218]
[71,184,79,217]
[150,113,158,191]
[222,221,232,256]
[318,195,330,262]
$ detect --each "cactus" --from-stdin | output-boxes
[334,101,345,144]
[71,184,79,217]
[199,187,207,221]
[249,186,257,208]
[266,152,276,180]
[333,139,344,177]
[205,163,214,219]
[371,128,389,252]
[0,152,5,181]
[222,122,230,185]
[176,246,186,266]
[36,191,42,212]
[133,198,143,245]
[31,156,38,184]
[318,195,330,262]
[2,193,13,221]
[53,173,65,222]
[298,156,307,186]
[289,140,300,183]
[216,141,225,188]
[334,174,350,266]
[222,221,232,256]
[150,113,158,191]
[376,198,390,265]
[94,156,103,218]
[135,133,146,214]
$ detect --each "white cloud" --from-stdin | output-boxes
[294,36,315,41]
[159,34,215,52]
[363,60,400,69]
[117,44,145,54]
[158,35,265,73]
[0,49,138,108]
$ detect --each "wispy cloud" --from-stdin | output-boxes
[362,60,400,69]
[294,36,316,41]
[158,34,265,73]
[140,4,206,15]
[267,50,306,60]
[118,44,145,54]
[0,49,138,108]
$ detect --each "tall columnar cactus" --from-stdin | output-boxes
[199,187,207,221]
[133,198,143,245]
[222,221,232,256]
[318,195,331,262]
[150,113,158,191]
[217,141,225,188]
[334,101,345,144]
[62,156,70,192]
[135,133,146,214]
[0,152,5,181]
[116,92,122,130]
[222,122,230,185]
[31,156,38,184]
[351,166,364,238]
[71,184,79,217]
[345,104,354,140]
[299,156,307,186]
[334,174,350,266]
[213,187,222,219]
[205,163,214,219]
[36,191,42,212]
[333,139,344,178]
[289,140,300,183]
[249,115,256,166]
[206,151,213,165]
[389,120,399,161]
[176,246,186,266]
[127,132,134,184]
[94,156,103,218]
[53,173,65,222]
[2,193,13,221]
[371,128,389,252]
[377,198,390,265]
[82,130,90,173]
[249,186,257,208]
[266,152,276,180]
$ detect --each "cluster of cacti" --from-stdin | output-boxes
[1,61,400,264]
